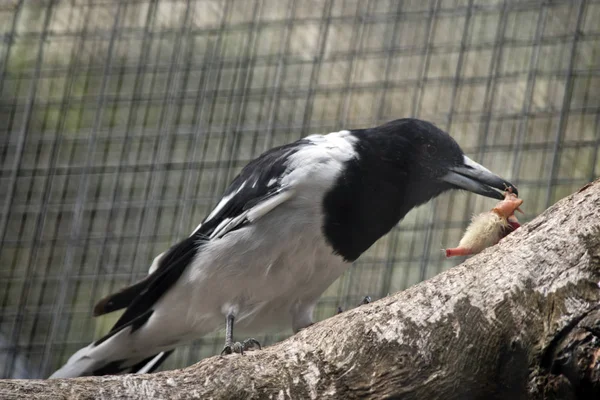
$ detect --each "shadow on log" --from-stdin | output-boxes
[2,179,600,399]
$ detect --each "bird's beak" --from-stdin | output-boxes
[441,156,518,200]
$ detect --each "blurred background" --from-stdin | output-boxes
[1,0,598,379]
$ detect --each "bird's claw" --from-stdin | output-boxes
[242,338,261,352]
[220,342,242,355]
[220,338,261,356]
[336,295,372,314]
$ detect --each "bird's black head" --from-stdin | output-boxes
[322,118,518,262]
[360,118,517,206]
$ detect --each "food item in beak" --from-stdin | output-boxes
[445,190,523,258]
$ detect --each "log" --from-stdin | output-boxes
[2,179,600,400]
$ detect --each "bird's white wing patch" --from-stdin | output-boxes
[190,222,203,236]
[204,193,235,223]
[135,352,167,374]
[209,189,294,239]
[246,189,295,222]
[211,218,234,239]
[204,181,248,223]
[147,251,166,274]
[210,215,246,239]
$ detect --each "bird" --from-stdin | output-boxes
[49,118,517,378]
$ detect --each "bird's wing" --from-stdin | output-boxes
[91,141,309,340]
[199,183,294,240]
[194,140,311,240]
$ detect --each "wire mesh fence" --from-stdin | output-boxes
[0,0,599,379]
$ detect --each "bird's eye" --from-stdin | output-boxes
[423,143,437,157]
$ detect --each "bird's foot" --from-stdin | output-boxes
[220,338,261,356]
[336,296,372,314]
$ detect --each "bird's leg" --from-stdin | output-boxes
[220,313,261,356]
[221,313,239,355]
[336,295,372,314]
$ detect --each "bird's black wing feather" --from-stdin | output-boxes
[93,235,199,345]
[91,140,308,353]
[93,274,153,317]
[196,140,307,237]
[91,350,174,376]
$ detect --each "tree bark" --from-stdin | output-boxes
[2,180,600,400]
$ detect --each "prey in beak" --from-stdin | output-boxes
[441,156,518,200]
[445,189,524,257]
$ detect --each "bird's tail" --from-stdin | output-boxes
[49,335,173,378]
[50,244,200,378]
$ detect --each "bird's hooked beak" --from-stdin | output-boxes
[441,156,518,200]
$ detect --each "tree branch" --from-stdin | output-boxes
[2,179,600,399]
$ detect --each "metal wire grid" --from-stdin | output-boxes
[0,0,599,378]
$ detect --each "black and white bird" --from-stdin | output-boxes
[50,118,517,378]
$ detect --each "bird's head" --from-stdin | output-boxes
[363,119,517,206]
[321,118,519,261]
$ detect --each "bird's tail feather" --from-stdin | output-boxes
[48,330,173,378]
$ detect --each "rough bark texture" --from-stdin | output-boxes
[2,180,600,400]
